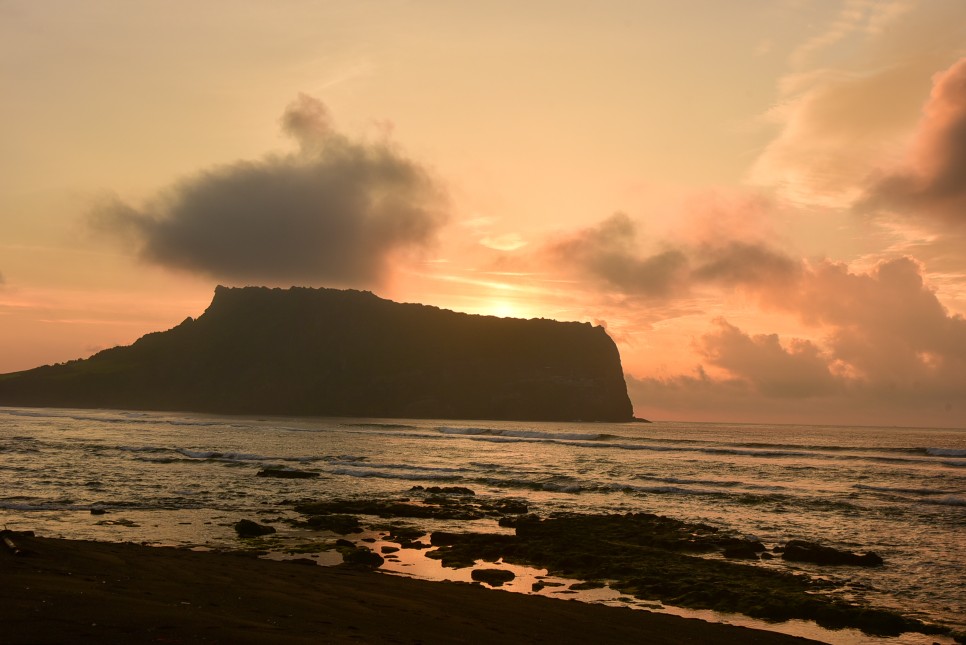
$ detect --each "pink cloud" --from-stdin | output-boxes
[863,58,966,227]
[628,257,966,427]
[697,318,838,398]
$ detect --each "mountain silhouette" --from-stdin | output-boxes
[0,286,635,422]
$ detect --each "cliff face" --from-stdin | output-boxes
[0,286,635,422]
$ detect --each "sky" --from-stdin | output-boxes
[2,0,965,427]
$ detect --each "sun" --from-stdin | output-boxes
[490,300,519,318]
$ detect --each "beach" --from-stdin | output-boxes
[2,532,820,644]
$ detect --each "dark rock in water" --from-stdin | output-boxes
[569,580,606,590]
[722,544,760,560]
[334,539,355,548]
[234,519,276,538]
[256,468,319,479]
[781,540,883,567]
[380,546,400,554]
[471,568,515,586]
[423,513,941,639]
[498,513,541,528]
[341,547,384,568]
[305,514,362,534]
[89,507,107,516]
[721,538,765,560]
[0,286,634,422]
[484,498,528,514]
[429,531,463,546]
[293,496,529,523]
[411,485,476,496]
[387,526,425,543]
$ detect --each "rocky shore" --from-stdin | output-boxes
[5,485,961,644]
[2,531,819,644]
[281,487,960,643]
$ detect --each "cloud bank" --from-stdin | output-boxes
[630,257,966,426]
[94,94,448,285]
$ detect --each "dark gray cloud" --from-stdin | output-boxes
[862,57,966,227]
[691,242,800,287]
[93,94,448,285]
[545,213,688,298]
[545,213,799,298]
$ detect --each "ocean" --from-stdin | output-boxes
[1,406,963,643]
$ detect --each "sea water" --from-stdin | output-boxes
[1,406,963,641]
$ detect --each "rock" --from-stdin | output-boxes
[256,468,319,479]
[471,568,515,587]
[380,546,400,554]
[90,507,107,515]
[499,513,541,528]
[485,498,528,514]
[722,538,765,559]
[341,547,384,568]
[388,526,425,542]
[334,539,355,548]
[781,540,883,567]
[305,514,362,534]
[234,519,276,538]
[412,486,476,496]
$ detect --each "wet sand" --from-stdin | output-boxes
[1,533,823,644]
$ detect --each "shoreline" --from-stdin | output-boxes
[2,532,823,644]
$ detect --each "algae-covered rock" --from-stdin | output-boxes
[305,514,362,534]
[234,519,276,538]
[471,568,515,587]
[257,468,319,479]
[781,540,883,567]
[425,513,946,640]
[341,546,384,568]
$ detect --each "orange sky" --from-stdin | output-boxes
[2,1,966,427]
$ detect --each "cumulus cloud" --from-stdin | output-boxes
[629,256,966,426]
[697,318,838,398]
[862,58,966,226]
[93,94,448,285]
[545,213,799,299]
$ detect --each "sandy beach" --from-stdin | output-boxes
[1,532,822,644]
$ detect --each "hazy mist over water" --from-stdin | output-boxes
[1,407,963,638]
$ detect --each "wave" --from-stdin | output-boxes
[636,474,791,492]
[437,426,616,441]
[925,495,966,507]
[854,484,960,496]
[328,467,461,481]
[117,445,320,463]
[340,422,419,430]
[450,434,963,470]
[331,460,467,474]
[925,448,966,457]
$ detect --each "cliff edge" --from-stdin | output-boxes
[0,286,634,422]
